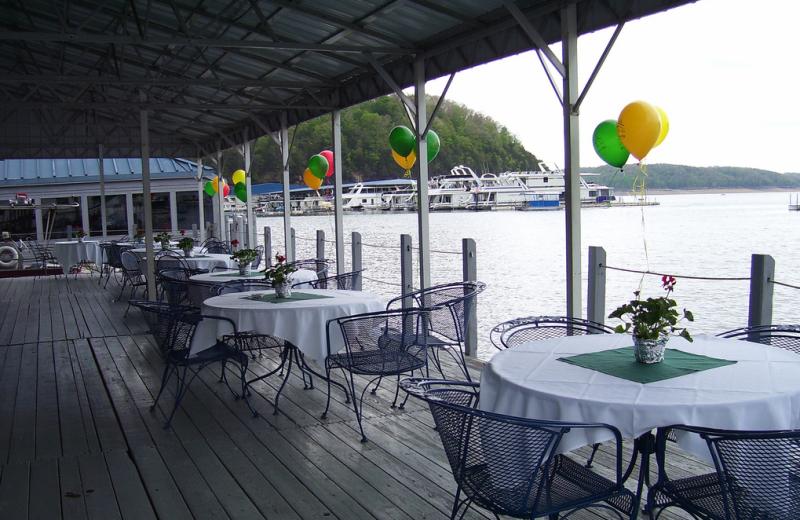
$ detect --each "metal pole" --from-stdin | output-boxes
[351,231,362,290]
[462,238,477,357]
[217,147,226,242]
[244,137,255,248]
[264,226,272,267]
[748,254,775,329]
[333,109,345,275]
[316,229,325,274]
[281,113,293,261]
[562,4,582,318]
[99,144,107,237]
[414,60,431,290]
[197,156,206,243]
[400,234,413,308]
[140,90,156,301]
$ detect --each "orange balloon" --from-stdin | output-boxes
[392,149,416,170]
[303,168,322,190]
[617,101,661,161]
[212,176,220,193]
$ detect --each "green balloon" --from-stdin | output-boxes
[593,119,630,168]
[204,181,216,197]
[308,154,329,179]
[234,182,247,202]
[389,126,415,157]
[426,130,440,163]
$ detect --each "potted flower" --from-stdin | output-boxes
[608,275,694,364]
[230,239,240,250]
[74,228,87,243]
[133,228,145,246]
[154,231,171,250]
[177,236,195,257]
[263,253,297,297]
[230,247,259,275]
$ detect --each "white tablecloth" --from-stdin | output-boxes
[189,268,318,288]
[480,334,800,456]
[133,249,237,272]
[53,240,102,269]
[199,289,384,361]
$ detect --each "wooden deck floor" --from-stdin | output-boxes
[0,273,707,519]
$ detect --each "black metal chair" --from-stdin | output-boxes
[290,258,331,277]
[717,324,800,355]
[296,269,362,290]
[251,245,264,269]
[129,300,257,427]
[212,280,274,295]
[155,249,190,272]
[120,250,148,316]
[490,315,615,350]
[103,242,128,288]
[324,308,431,442]
[25,239,62,278]
[648,424,800,520]
[401,378,637,520]
[203,240,232,254]
[386,281,486,381]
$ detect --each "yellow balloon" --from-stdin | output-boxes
[212,176,220,193]
[617,101,661,161]
[232,169,246,185]
[392,149,416,170]
[303,168,323,190]
[654,106,670,148]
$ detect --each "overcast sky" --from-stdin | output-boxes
[421,0,799,174]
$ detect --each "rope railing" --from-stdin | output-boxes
[361,274,404,287]
[603,264,751,281]
[771,280,800,291]
[292,233,461,255]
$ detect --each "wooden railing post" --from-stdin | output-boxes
[400,234,413,308]
[263,227,272,267]
[351,231,362,290]
[462,238,478,357]
[748,254,775,329]
[316,230,326,275]
[587,246,607,326]
[289,227,296,262]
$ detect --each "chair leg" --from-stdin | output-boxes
[151,364,173,412]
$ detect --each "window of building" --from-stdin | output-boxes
[88,194,128,235]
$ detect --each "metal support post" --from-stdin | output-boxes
[316,230,325,274]
[748,254,775,329]
[264,227,272,267]
[333,109,345,275]
[352,231,362,290]
[462,238,477,357]
[400,234,413,308]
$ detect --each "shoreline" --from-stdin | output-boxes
[621,187,799,196]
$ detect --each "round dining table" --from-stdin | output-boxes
[131,248,238,272]
[53,240,102,271]
[480,333,800,456]
[189,268,319,288]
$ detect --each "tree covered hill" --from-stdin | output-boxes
[581,164,800,191]
[223,95,539,185]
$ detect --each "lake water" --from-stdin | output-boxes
[256,191,800,361]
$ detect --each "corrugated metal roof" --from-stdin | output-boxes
[0,158,216,187]
[0,0,697,160]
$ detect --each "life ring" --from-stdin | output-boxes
[0,245,18,269]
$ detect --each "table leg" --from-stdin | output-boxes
[621,431,656,517]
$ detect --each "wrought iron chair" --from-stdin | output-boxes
[103,242,128,288]
[203,240,232,254]
[290,258,331,277]
[324,308,431,442]
[25,238,62,278]
[648,424,800,519]
[296,269,362,290]
[717,324,800,355]
[212,280,274,295]
[155,249,190,272]
[401,378,637,520]
[386,281,486,381]
[490,315,615,350]
[251,245,264,269]
[120,250,148,316]
[129,300,257,428]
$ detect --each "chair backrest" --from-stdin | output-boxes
[186,280,220,306]
[658,425,800,519]
[717,324,800,355]
[402,378,623,518]
[120,250,142,275]
[212,280,274,296]
[155,250,190,272]
[491,316,615,350]
[203,241,232,254]
[107,242,126,268]
[291,258,331,277]
[387,281,486,343]
[251,245,264,269]
[330,308,430,371]
[129,300,223,361]
[304,270,362,290]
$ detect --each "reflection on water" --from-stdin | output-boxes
[257,191,800,361]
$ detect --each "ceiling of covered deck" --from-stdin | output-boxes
[0,0,696,161]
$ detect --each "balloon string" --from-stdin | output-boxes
[404,169,412,179]
[634,161,650,292]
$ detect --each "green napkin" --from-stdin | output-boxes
[243,292,332,303]
[558,347,737,384]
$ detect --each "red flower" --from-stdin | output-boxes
[276,254,286,263]
[180,230,185,235]
[231,239,239,246]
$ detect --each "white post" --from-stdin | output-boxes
[333,109,345,275]
[414,60,431,290]
[140,89,156,300]
[281,113,293,261]
[197,156,206,243]
[99,144,107,237]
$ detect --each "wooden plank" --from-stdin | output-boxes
[48,294,68,342]
[104,450,157,520]
[0,346,22,464]
[72,293,104,339]
[78,452,122,520]
[8,343,38,464]
[205,435,304,520]
[9,295,30,345]
[54,341,90,457]
[155,442,230,519]
[24,295,41,345]
[74,339,124,453]
[129,445,193,520]
[29,457,62,519]
[58,456,89,520]
[0,462,29,519]
[58,293,83,341]
[36,341,63,461]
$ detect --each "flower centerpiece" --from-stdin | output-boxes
[133,228,145,245]
[608,275,694,364]
[74,228,87,242]
[230,239,240,250]
[263,253,297,297]
[154,231,171,250]
[177,236,195,257]
[230,247,259,275]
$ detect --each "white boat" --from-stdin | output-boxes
[342,179,416,210]
[427,166,481,210]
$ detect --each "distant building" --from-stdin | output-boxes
[0,158,216,240]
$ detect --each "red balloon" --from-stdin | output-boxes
[320,150,334,177]
[222,182,230,197]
